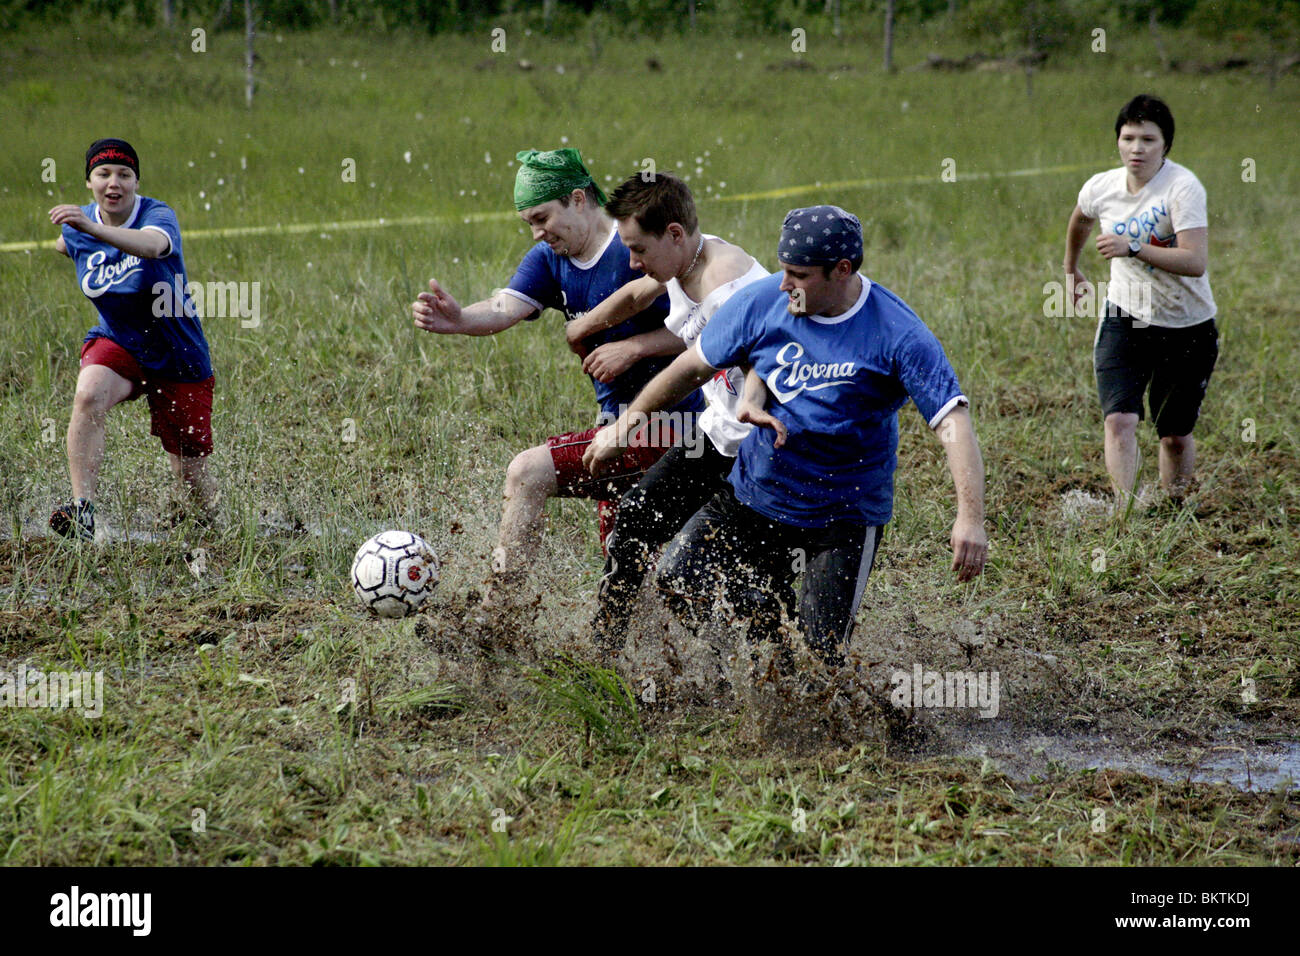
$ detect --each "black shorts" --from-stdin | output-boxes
[655,484,883,667]
[594,440,737,644]
[1093,306,1219,438]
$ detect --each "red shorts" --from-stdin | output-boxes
[80,337,215,458]
[547,423,677,548]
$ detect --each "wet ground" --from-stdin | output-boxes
[912,722,1300,793]
[8,495,1295,801]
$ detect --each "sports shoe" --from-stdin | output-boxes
[50,498,95,542]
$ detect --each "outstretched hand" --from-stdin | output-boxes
[49,204,93,233]
[412,278,464,334]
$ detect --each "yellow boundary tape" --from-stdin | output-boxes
[1,163,1095,253]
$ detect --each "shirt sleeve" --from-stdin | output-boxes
[504,243,560,319]
[1169,174,1209,233]
[137,201,181,257]
[61,223,85,258]
[1077,172,1103,220]
[894,325,967,428]
[696,288,754,370]
[61,205,98,259]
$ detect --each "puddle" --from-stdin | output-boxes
[1185,746,1300,792]
[922,724,1300,792]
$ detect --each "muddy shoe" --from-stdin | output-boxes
[50,499,95,542]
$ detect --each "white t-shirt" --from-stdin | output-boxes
[1077,158,1216,328]
[663,237,770,456]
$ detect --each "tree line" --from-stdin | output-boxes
[3,0,1296,60]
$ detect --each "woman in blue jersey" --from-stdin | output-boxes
[48,138,216,541]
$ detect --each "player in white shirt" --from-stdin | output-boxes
[563,172,771,653]
[1064,94,1219,511]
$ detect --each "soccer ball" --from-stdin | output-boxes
[350,530,439,618]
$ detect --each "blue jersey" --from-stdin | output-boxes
[697,273,966,528]
[503,227,704,419]
[62,195,212,382]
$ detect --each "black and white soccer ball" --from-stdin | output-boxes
[350,530,439,618]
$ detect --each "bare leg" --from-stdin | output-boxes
[1158,433,1195,500]
[486,443,558,603]
[67,365,134,502]
[168,453,219,519]
[1103,412,1140,514]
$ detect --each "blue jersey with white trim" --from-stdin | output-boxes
[505,228,704,419]
[62,195,212,382]
[697,272,965,528]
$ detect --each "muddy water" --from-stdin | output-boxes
[917,722,1300,793]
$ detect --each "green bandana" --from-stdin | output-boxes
[513,147,608,211]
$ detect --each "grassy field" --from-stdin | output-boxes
[0,18,1298,866]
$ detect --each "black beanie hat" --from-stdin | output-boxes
[85,139,139,179]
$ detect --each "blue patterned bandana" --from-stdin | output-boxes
[777,205,862,266]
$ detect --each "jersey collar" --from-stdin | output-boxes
[807,273,873,325]
[569,223,616,271]
[93,194,142,229]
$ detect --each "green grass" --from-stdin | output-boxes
[0,22,1297,865]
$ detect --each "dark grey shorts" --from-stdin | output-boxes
[656,484,883,667]
[1094,305,1219,437]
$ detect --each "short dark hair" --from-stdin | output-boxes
[556,183,604,208]
[604,172,697,237]
[821,255,864,278]
[1115,94,1174,155]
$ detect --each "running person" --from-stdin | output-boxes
[410,148,703,600]
[587,206,987,670]
[48,138,217,541]
[1064,94,1218,511]
[561,172,770,652]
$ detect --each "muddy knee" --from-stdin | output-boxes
[71,386,114,425]
[504,446,555,500]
